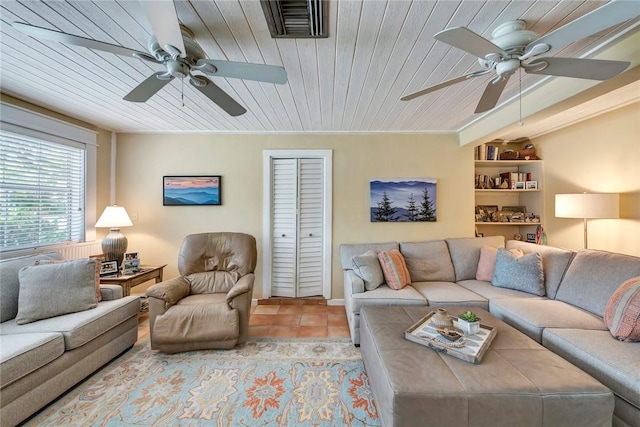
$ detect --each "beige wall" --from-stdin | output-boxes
[115,133,475,299]
[534,102,640,256]
[0,93,113,235]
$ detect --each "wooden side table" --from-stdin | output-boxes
[99,265,167,297]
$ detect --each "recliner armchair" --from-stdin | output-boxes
[145,232,257,353]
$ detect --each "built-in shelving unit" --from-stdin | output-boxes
[474,159,544,242]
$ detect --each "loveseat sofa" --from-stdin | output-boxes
[340,237,640,427]
[0,252,141,427]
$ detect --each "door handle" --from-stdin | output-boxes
[309,233,313,237]
[282,234,286,237]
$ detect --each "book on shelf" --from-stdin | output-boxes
[475,144,499,161]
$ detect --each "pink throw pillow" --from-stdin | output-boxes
[604,276,640,342]
[476,246,523,281]
[378,250,411,290]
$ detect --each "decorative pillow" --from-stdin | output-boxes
[604,276,640,342]
[352,250,384,291]
[492,248,545,296]
[35,258,102,302]
[377,250,411,290]
[16,259,98,325]
[476,246,523,281]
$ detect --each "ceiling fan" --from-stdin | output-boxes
[11,1,288,117]
[401,0,638,114]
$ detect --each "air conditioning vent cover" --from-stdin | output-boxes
[261,0,327,38]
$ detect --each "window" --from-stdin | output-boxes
[0,101,98,254]
[0,131,85,250]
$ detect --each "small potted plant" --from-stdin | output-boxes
[457,311,481,336]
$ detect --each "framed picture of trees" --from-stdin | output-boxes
[370,178,437,222]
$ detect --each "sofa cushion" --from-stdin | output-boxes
[445,236,505,281]
[0,296,140,350]
[378,250,411,290]
[0,332,64,388]
[492,249,545,296]
[399,240,455,282]
[16,259,99,324]
[457,279,546,301]
[351,250,384,291]
[339,242,398,270]
[542,328,640,409]
[555,250,640,317]
[506,240,575,299]
[490,299,607,343]
[0,252,63,322]
[350,285,426,313]
[411,281,488,309]
[604,276,640,342]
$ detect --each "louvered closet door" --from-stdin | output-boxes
[271,159,297,297]
[297,158,323,297]
[270,158,324,298]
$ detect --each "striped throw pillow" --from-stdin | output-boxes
[378,250,411,290]
[604,276,640,342]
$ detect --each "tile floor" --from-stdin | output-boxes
[136,302,350,344]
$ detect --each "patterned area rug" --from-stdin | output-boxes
[26,338,380,426]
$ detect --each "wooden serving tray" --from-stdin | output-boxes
[404,311,497,364]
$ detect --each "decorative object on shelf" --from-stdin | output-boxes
[526,233,536,243]
[476,205,498,222]
[163,176,221,206]
[526,181,538,190]
[370,178,437,222]
[535,225,547,246]
[502,205,526,213]
[95,205,133,268]
[555,192,620,249]
[430,308,454,329]
[457,311,481,336]
[514,233,523,241]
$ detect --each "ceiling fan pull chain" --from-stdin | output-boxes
[181,77,184,108]
[517,68,524,127]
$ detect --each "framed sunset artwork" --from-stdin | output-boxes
[163,176,222,206]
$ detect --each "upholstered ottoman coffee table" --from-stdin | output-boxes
[360,306,613,427]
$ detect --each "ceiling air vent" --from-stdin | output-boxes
[261,0,328,38]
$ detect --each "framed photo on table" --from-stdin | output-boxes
[100,260,118,276]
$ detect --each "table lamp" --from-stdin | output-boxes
[555,193,619,249]
[95,205,133,268]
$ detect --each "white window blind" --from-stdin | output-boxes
[0,130,85,250]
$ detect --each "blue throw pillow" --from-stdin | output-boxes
[492,248,545,296]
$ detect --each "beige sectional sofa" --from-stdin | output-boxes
[340,237,640,427]
[0,253,141,427]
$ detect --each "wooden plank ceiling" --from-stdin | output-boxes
[0,0,638,133]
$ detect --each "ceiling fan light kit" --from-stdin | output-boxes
[11,1,288,117]
[401,0,638,114]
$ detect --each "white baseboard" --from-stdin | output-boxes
[328,299,344,306]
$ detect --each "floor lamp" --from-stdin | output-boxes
[555,193,619,249]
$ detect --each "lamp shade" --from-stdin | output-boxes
[95,205,133,228]
[555,193,620,219]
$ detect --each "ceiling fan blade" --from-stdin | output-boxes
[11,22,158,62]
[195,59,288,84]
[401,70,490,101]
[526,57,630,80]
[139,0,186,57]
[189,76,247,116]
[124,72,174,102]
[475,74,511,113]
[525,1,640,56]
[435,26,507,59]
